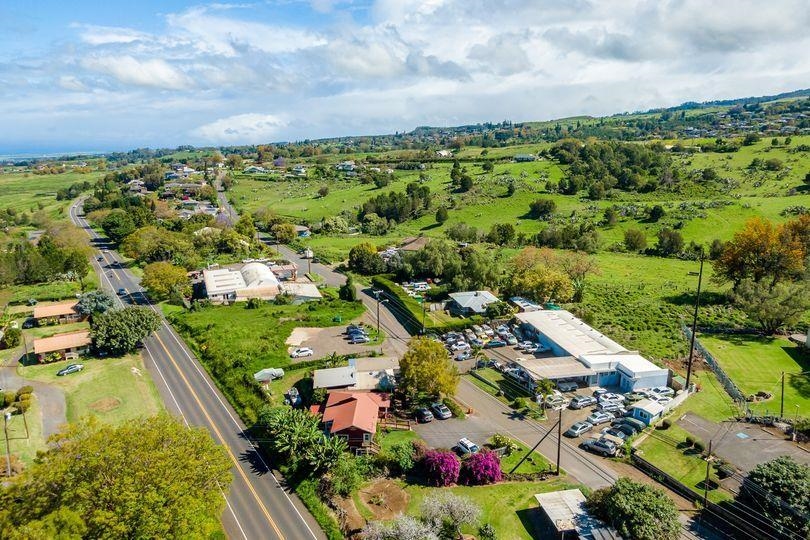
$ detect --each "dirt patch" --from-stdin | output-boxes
[286,327,321,346]
[358,479,410,520]
[333,497,365,535]
[89,397,121,413]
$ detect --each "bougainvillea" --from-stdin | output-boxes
[460,450,502,485]
[423,450,461,487]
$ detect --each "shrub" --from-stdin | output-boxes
[443,397,466,419]
[15,386,34,399]
[1,327,21,349]
[388,441,415,475]
[685,436,695,447]
[694,440,706,453]
[460,450,502,485]
[511,397,529,410]
[320,455,364,498]
[1,391,15,408]
[13,398,31,413]
[423,450,460,486]
[479,524,497,540]
[658,419,672,430]
[490,433,519,455]
[310,387,327,405]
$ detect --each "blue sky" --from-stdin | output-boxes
[1,0,809,154]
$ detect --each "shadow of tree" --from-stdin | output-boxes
[663,290,729,306]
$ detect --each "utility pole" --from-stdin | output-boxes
[373,290,388,337]
[685,252,704,390]
[703,440,713,509]
[780,371,785,418]
[556,407,562,476]
[3,412,11,478]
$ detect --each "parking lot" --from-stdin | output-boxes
[285,321,381,361]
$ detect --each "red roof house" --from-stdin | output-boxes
[310,391,390,450]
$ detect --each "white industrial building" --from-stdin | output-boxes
[202,262,281,302]
[514,310,669,392]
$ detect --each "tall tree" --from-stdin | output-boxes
[91,307,161,355]
[270,222,296,245]
[399,338,459,398]
[75,290,115,316]
[587,478,680,540]
[731,279,810,334]
[739,456,810,538]
[0,415,231,539]
[142,262,191,302]
[100,211,136,244]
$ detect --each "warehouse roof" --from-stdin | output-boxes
[516,310,626,358]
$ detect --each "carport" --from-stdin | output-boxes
[510,356,596,389]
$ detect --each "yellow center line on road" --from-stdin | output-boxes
[151,331,285,540]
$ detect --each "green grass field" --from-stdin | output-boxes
[1,397,47,467]
[0,170,100,217]
[677,369,741,422]
[699,334,810,417]
[403,477,580,540]
[637,424,733,504]
[18,353,163,424]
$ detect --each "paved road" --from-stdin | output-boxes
[70,199,325,540]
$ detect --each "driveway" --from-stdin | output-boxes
[677,412,810,472]
[286,324,384,361]
[0,358,67,439]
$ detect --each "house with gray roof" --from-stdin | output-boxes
[447,290,499,316]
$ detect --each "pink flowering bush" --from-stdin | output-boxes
[460,450,502,485]
[423,450,461,486]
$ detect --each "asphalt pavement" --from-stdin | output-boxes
[69,199,325,540]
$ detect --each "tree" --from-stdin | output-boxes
[234,214,256,239]
[348,242,385,275]
[481,161,494,173]
[270,222,296,245]
[399,337,459,398]
[421,492,481,537]
[656,228,683,256]
[558,251,599,303]
[603,206,618,227]
[318,185,329,198]
[258,407,320,461]
[100,211,136,244]
[91,307,161,355]
[714,217,804,288]
[743,133,760,146]
[731,279,810,334]
[804,171,810,186]
[506,179,516,196]
[0,415,231,539]
[648,204,665,222]
[460,450,502,485]
[1,327,21,349]
[422,450,461,487]
[225,154,243,170]
[528,199,556,220]
[338,276,357,301]
[76,290,115,316]
[362,516,439,540]
[739,456,809,538]
[121,226,193,265]
[587,478,680,540]
[459,174,473,192]
[305,434,347,474]
[624,228,647,251]
[486,222,515,245]
[141,262,191,302]
[511,264,574,303]
[435,206,448,224]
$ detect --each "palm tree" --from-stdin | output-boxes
[307,435,347,472]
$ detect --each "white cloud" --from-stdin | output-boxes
[74,24,151,45]
[81,55,192,90]
[58,75,87,91]
[194,113,288,143]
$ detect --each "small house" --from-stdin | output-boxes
[32,330,91,362]
[447,290,499,316]
[32,301,84,326]
[514,153,537,162]
[630,399,665,426]
[310,391,390,451]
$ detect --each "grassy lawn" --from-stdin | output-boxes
[636,424,733,504]
[1,397,47,467]
[18,354,163,424]
[378,429,420,452]
[677,369,741,422]
[403,477,580,540]
[493,437,552,475]
[699,334,810,417]
[2,280,85,305]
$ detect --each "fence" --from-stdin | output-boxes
[682,325,747,407]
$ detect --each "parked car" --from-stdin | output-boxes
[469,337,483,347]
[580,437,618,457]
[471,324,484,336]
[290,347,314,358]
[431,402,452,420]
[598,401,625,414]
[649,386,674,397]
[523,344,539,354]
[455,350,472,361]
[598,392,625,403]
[484,339,506,349]
[545,395,569,410]
[569,395,597,409]
[602,427,628,440]
[586,411,614,425]
[451,341,471,352]
[623,391,646,403]
[565,421,593,438]
[57,364,84,376]
[517,340,534,350]
[653,396,673,406]
[505,334,518,346]
[457,437,480,455]
[557,381,579,392]
[592,387,608,396]
[481,324,495,337]
[614,417,646,432]
[349,335,371,344]
[609,422,637,437]
[415,408,434,423]
[117,288,127,296]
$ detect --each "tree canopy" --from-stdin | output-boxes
[587,478,680,540]
[91,307,161,355]
[75,290,115,316]
[399,337,459,398]
[0,415,231,540]
[142,261,192,302]
[739,456,810,538]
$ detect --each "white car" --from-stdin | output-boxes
[653,396,673,406]
[481,324,495,337]
[451,341,471,352]
[649,386,674,397]
[586,411,615,425]
[457,437,480,455]
[290,347,314,358]
[545,395,570,410]
[599,392,625,403]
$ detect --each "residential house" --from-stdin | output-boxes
[310,391,390,451]
[291,165,307,177]
[313,357,400,391]
[447,290,499,316]
[32,330,91,362]
[534,488,623,539]
[32,301,84,326]
[514,154,537,162]
[243,165,268,174]
[335,160,355,172]
[313,366,356,390]
[294,225,311,238]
